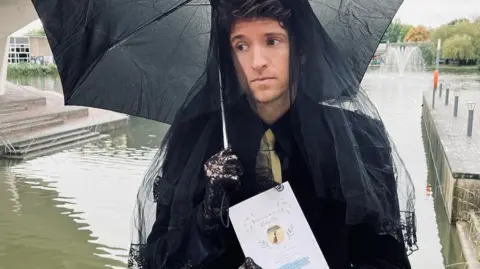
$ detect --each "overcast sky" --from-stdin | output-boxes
[394,0,480,28]
[13,0,480,36]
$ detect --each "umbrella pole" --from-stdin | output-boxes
[219,69,229,149]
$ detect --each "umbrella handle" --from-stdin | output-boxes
[219,69,229,149]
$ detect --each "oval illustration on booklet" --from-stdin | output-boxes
[267,225,286,245]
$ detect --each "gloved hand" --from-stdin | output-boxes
[204,147,243,191]
[239,257,263,269]
[198,148,243,233]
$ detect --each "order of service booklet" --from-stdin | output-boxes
[229,182,329,269]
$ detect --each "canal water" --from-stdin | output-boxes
[1,70,480,269]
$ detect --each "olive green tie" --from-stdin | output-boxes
[257,129,283,184]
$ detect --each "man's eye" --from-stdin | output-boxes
[267,39,279,46]
[236,44,248,51]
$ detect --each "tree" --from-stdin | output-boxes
[442,34,477,60]
[430,19,480,60]
[404,26,430,42]
[400,24,414,42]
[381,19,413,43]
[25,27,46,37]
[448,18,470,26]
[475,16,480,25]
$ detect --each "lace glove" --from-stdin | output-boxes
[198,148,243,234]
[239,257,263,269]
[204,147,242,190]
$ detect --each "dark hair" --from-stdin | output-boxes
[216,0,291,33]
[213,0,300,107]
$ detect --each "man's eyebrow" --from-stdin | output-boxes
[230,34,245,43]
[265,32,287,38]
[230,32,288,43]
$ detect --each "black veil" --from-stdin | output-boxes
[128,0,417,268]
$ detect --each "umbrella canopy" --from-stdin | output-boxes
[31,0,402,124]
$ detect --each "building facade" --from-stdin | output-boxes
[7,36,53,64]
[8,36,30,64]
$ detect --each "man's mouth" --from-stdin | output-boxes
[252,77,275,82]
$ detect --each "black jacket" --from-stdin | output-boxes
[152,95,411,269]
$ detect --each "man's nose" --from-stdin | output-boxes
[251,46,268,70]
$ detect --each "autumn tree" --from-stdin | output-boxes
[381,19,413,43]
[404,26,430,42]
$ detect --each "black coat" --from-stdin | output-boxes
[152,95,411,269]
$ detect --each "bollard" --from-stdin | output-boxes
[432,88,436,109]
[445,88,450,105]
[453,90,460,117]
[467,102,476,137]
[439,83,443,98]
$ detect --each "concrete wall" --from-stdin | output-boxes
[0,0,39,95]
[0,37,8,95]
[423,93,480,269]
[423,94,480,221]
[29,36,52,58]
[422,95,456,222]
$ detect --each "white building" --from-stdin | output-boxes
[8,36,31,64]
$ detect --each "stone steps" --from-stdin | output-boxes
[0,117,65,136]
[0,83,128,160]
[0,106,88,125]
[0,96,46,108]
[1,129,110,160]
[0,105,28,115]
[13,129,91,150]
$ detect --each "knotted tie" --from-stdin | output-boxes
[257,129,283,184]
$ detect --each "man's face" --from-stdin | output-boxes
[229,18,290,104]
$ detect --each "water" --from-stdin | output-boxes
[0,117,170,269]
[1,71,480,269]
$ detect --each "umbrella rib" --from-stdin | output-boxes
[157,4,201,121]
[68,0,195,103]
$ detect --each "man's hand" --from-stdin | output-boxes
[204,147,243,191]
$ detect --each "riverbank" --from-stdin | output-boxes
[426,65,479,74]
[422,87,480,267]
[7,63,58,77]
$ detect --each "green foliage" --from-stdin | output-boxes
[381,19,413,43]
[7,63,58,77]
[442,34,477,59]
[430,19,480,60]
[25,27,46,37]
[419,45,435,65]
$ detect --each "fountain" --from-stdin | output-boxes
[379,45,426,74]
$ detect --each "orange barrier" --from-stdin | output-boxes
[433,70,439,89]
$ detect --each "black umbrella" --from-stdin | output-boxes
[31,0,402,124]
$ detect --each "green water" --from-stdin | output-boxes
[1,71,479,268]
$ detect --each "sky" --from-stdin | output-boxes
[394,0,480,28]
[12,0,480,36]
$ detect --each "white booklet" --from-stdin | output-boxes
[229,182,329,269]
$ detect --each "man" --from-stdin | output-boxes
[128,0,417,268]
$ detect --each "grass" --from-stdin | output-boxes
[7,63,59,77]
[426,64,480,74]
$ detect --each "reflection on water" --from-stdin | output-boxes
[0,163,127,269]
[422,120,466,269]
[0,117,169,269]
[1,71,479,268]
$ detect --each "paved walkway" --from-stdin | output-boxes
[423,88,480,178]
